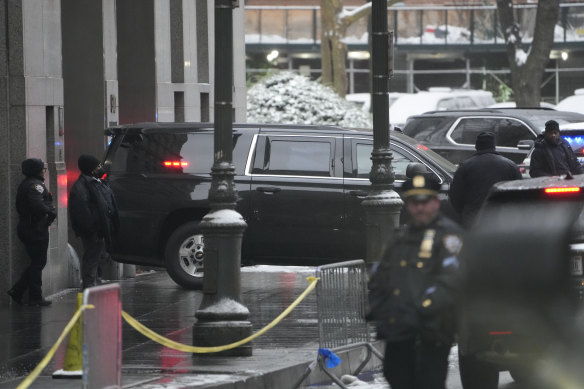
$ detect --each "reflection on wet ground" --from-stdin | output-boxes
[0,267,319,381]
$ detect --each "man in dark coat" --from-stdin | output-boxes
[7,158,57,306]
[368,175,463,389]
[530,119,582,177]
[449,131,522,228]
[69,154,119,290]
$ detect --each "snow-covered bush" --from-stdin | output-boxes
[247,72,372,129]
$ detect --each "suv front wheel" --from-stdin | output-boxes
[165,222,205,289]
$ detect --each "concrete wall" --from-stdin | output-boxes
[1,0,68,305]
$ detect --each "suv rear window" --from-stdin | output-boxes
[403,116,454,143]
[108,131,248,174]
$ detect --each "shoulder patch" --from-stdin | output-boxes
[34,184,44,194]
[442,235,462,254]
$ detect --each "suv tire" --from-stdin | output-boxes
[164,222,205,290]
[459,352,499,389]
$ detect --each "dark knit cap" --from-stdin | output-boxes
[21,158,45,177]
[78,154,101,175]
[475,131,496,151]
[545,120,560,132]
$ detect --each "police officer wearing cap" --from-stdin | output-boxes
[69,154,119,290]
[7,158,57,306]
[368,174,463,389]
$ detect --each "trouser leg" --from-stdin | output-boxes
[11,240,48,300]
[417,340,451,389]
[81,234,106,290]
[384,338,417,389]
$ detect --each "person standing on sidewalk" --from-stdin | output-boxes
[7,158,57,306]
[69,154,119,290]
[449,131,522,228]
[367,175,463,389]
[530,119,582,177]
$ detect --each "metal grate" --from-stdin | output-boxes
[315,260,370,349]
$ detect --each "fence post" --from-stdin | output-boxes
[82,283,122,389]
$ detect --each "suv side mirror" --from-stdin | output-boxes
[406,162,428,178]
[517,139,535,150]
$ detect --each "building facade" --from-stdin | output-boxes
[1,0,246,305]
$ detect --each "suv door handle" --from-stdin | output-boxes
[256,186,281,193]
[349,190,368,197]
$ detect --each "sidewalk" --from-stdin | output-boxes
[0,267,384,389]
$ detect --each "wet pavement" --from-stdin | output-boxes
[0,266,383,389]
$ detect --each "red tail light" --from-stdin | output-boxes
[101,173,108,180]
[163,161,189,168]
[544,187,581,194]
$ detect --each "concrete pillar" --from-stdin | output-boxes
[1,0,68,304]
[62,0,122,280]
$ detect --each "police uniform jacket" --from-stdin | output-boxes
[69,174,119,251]
[16,176,56,242]
[368,214,463,344]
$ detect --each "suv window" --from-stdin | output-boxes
[253,136,334,177]
[354,142,437,181]
[450,117,534,147]
[109,132,248,174]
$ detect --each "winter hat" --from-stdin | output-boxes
[78,154,101,175]
[21,158,45,177]
[545,120,560,133]
[475,131,496,151]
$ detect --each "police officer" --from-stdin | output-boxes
[7,158,57,306]
[368,175,463,389]
[69,154,119,290]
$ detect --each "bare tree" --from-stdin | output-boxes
[497,0,559,106]
[321,0,400,97]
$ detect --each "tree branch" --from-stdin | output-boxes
[339,0,401,29]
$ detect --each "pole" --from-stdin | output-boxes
[362,0,402,266]
[193,0,252,357]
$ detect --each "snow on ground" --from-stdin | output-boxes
[247,72,372,129]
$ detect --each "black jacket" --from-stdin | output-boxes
[367,215,463,344]
[530,135,582,177]
[449,150,522,228]
[16,176,56,242]
[69,174,119,251]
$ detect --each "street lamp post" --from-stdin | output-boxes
[192,0,252,357]
[362,0,403,266]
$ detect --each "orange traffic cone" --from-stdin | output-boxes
[52,293,83,378]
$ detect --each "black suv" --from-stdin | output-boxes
[402,108,584,165]
[458,174,584,389]
[103,123,456,289]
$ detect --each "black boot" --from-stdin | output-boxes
[7,289,23,305]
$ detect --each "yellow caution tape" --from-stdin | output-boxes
[16,304,95,389]
[122,276,320,353]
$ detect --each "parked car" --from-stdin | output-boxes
[458,174,584,389]
[518,121,584,177]
[103,123,457,289]
[389,88,496,128]
[556,88,584,114]
[402,108,584,165]
[346,92,409,113]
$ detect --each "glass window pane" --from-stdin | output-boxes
[268,140,331,176]
[495,119,536,148]
[451,118,496,145]
[287,10,314,43]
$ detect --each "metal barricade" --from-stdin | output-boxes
[303,260,383,389]
[315,260,370,349]
[83,283,122,389]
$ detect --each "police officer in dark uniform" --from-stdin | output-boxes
[368,174,463,389]
[7,158,57,306]
[69,154,119,290]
